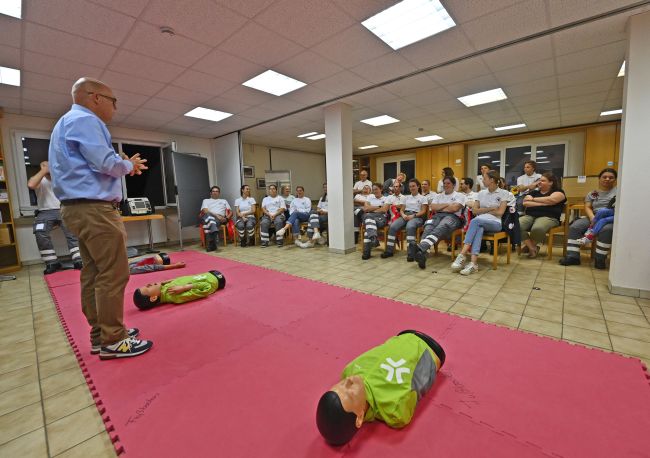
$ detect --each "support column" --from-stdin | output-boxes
[324,102,355,254]
[609,11,650,298]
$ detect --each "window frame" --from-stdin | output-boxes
[473,140,569,180]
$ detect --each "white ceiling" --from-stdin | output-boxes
[0,0,647,154]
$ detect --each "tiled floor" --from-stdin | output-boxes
[1,241,649,456]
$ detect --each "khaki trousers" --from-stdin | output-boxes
[61,202,129,345]
[519,215,559,245]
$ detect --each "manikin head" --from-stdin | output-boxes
[71,77,117,124]
[155,253,171,265]
[316,375,367,446]
[460,177,473,194]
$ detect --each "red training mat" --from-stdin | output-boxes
[45,251,650,457]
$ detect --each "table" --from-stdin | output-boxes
[122,214,164,253]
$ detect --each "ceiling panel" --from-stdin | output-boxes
[312,25,391,68]
[101,70,166,97]
[0,44,21,69]
[0,16,21,48]
[482,36,553,72]
[192,49,266,83]
[21,72,72,94]
[109,50,186,84]
[172,70,236,97]
[213,0,277,19]
[274,51,342,85]
[351,53,418,85]
[87,0,149,18]
[22,51,104,82]
[156,85,214,106]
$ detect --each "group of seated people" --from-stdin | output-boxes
[198,163,618,272]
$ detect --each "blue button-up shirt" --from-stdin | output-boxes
[48,104,133,202]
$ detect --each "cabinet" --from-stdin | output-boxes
[585,123,619,175]
[0,117,21,273]
[352,156,370,183]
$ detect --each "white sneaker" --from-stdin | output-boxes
[300,241,313,249]
[460,262,479,276]
[312,231,321,241]
[294,238,302,247]
[576,237,591,246]
[276,227,286,238]
[451,254,466,272]
[316,236,327,245]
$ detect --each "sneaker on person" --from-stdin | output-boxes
[300,241,313,249]
[294,238,303,247]
[316,235,327,245]
[460,262,479,276]
[276,227,286,238]
[99,336,152,360]
[451,254,466,272]
[91,328,139,355]
[312,231,321,242]
[576,236,591,246]
[261,241,269,248]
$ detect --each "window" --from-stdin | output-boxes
[534,144,566,181]
[476,150,500,176]
[505,145,532,188]
[12,131,53,214]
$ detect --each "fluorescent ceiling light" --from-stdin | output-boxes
[358,145,379,149]
[242,70,306,96]
[415,134,443,142]
[360,115,400,126]
[184,107,233,122]
[307,134,326,140]
[536,150,543,153]
[536,156,548,160]
[523,152,532,155]
[361,0,456,51]
[458,88,507,107]
[491,160,500,163]
[494,122,526,131]
[297,132,318,138]
[537,161,550,164]
[0,0,21,19]
[618,61,625,77]
[600,109,622,116]
[477,155,491,159]
[0,66,21,86]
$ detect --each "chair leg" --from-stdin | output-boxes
[492,238,498,270]
[547,234,553,260]
[506,235,511,264]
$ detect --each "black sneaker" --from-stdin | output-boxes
[99,336,153,360]
[362,243,371,260]
[559,256,580,266]
[240,237,247,248]
[261,241,269,248]
[43,262,62,275]
[407,242,416,262]
[248,236,255,247]
[414,248,427,270]
[380,251,393,259]
[91,328,139,355]
[73,261,83,270]
[594,257,607,270]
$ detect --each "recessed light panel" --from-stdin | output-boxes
[242,70,306,96]
[458,88,507,107]
[618,61,625,77]
[297,132,318,138]
[307,134,326,140]
[415,135,443,142]
[358,145,379,149]
[0,66,20,86]
[494,123,525,131]
[360,115,400,126]
[0,0,21,19]
[184,107,233,122]
[362,0,456,50]
[600,109,622,116]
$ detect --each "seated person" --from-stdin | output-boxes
[519,172,566,258]
[128,253,186,275]
[413,176,466,269]
[361,183,390,260]
[281,185,295,219]
[353,185,371,244]
[420,179,436,206]
[385,181,405,224]
[577,197,615,245]
[459,177,477,206]
[276,186,312,246]
[303,183,328,248]
[382,179,427,261]
[200,186,232,252]
[451,171,507,276]
[436,167,459,193]
[382,172,407,196]
[259,184,286,248]
[235,184,257,247]
[28,161,82,274]
[316,330,445,446]
[560,168,617,269]
[353,170,372,196]
[476,164,491,192]
[133,271,226,310]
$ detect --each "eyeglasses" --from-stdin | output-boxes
[87,91,117,108]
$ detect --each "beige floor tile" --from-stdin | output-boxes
[562,325,612,350]
[610,335,650,360]
[524,305,562,323]
[372,286,402,298]
[37,343,74,364]
[0,351,37,376]
[529,289,563,301]
[0,381,41,417]
[44,384,95,424]
[519,316,562,339]
[603,310,650,328]
[56,431,117,458]
[0,364,38,395]
[432,288,463,302]
[601,300,644,316]
[637,298,650,307]
[563,293,600,308]
[489,300,526,315]
[0,427,47,457]
[419,296,455,312]
[562,313,608,334]
[46,405,106,456]
[598,292,638,305]
[481,309,521,328]
[0,402,43,446]
[395,291,428,305]
[41,367,86,399]
[493,291,529,305]
[563,303,603,319]
[448,302,486,319]
[459,293,492,308]
[606,322,650,343]
[0,338,36,358]
[39,354,80,380]
[441,281,473,294]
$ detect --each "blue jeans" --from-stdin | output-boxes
[464,216,502,255]
[287,212,310,234]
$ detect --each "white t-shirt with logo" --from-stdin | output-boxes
[289,196,312,214]
[317,196,328,212]
[462,191,478,205]
[386,194,405,207]
[476,175,487,191]
[354,194,369,204]
[353,179,373,191]
[262,195,285,215]
[421,191,437,205]
[36,176,61,211]
[433,191,466,217]
[475,189,506,223]
[201,198,231,216]
[234,197,256,214]
[403,194,427,213]
[366,194,388,211]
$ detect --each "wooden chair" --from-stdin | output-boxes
[199,225,228,248]
[481,232,511,270]
[546,203,569,260]
[433,228,463,258]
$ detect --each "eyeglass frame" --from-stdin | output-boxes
[86,91,117,108]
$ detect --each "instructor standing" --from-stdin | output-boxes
[49,77,153,359]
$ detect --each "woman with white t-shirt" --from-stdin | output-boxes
[476,164,491,192]
[451,171,507,275]
[304,183,329,247]
[276,186,312,246]
[260,184,286,248]
[234,184,257,247]
[381,179,428,261]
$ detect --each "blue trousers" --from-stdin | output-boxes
[287,212,310,234]
[464,216,502,255]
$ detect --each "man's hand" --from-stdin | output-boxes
[129,153,148,176]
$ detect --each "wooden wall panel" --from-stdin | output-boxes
[430,146,449,188]
[415,147,432,183]
[448,143,467,180]
[585,124,617,175]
